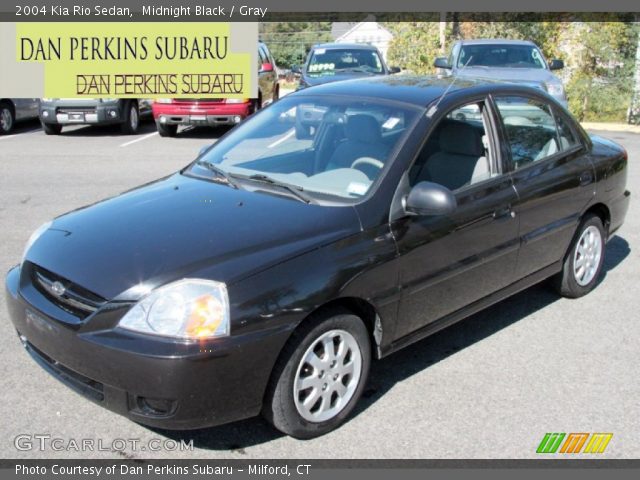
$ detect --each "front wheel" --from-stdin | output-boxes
[120,101,140,134]
[553,213,606,298]
[41,122,62,135]
[263,310,371,439]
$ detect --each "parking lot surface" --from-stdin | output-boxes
[0,120,637,459]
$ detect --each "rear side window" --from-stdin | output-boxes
[495,96,568,170]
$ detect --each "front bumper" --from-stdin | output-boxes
[40,102,123,126]
[5,265,289,430]
[152,103,251,127]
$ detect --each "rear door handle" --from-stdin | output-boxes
[579,171,594,186]
[493,205,515,220]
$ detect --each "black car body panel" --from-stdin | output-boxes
[6,75,630,429]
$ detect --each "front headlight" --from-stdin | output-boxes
[22,220,52,264]
[100,98,118,102]
[118,279,230,340]
[156,98,174,104]
[225,98,249,104]
[546,83,564,97]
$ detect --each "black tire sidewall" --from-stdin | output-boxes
[0,103,14,134]
[561,214,606,297]
[265,312,371,439]
[121,101,139,134]
[156,121,177,137]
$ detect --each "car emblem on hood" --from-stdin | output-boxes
[50,281,66,297]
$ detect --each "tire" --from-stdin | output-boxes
[0,102,15,135]
[273,85,280,102]
[120,101,140,134]
[553,213,606,298]
[156,121,177,137]
[41,122,62,135]
[263,309,371,439]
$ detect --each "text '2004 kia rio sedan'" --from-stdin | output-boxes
[6,76,630,438]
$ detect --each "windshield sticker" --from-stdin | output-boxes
[382,117,400,130]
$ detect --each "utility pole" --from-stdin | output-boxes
[439,12,447,54]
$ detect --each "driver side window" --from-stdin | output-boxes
[410,101,494,191]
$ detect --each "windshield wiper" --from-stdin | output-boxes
[244,174,312,204]
[195,161,239,189]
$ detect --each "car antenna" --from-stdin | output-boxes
[426,52,473,118]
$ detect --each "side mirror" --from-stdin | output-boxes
[549,59,564,70]
[291,65,301,74]
[260,62,274,73]
[389,66,401,74]
[434,57,452,69]
[404,181,457,216]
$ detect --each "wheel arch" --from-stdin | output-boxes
[584,202,611,237]
[0,99,15,114]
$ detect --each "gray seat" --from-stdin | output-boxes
[421,122,489,191]
[326,115,387,172]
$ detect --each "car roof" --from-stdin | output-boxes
[291,74,549,107]
[312,42,380,51]
[456,39,536,46]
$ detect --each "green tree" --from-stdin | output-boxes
[259,22,333,69]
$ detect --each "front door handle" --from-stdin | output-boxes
[579,171,594,186]
[493,205,515,220]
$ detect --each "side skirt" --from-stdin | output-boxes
[380,261,562,358]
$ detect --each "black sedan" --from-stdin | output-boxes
[6,76,630,439]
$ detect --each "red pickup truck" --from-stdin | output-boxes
[153,41,280,137]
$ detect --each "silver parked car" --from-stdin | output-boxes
[434,39,567,107]
[0,98,39,135]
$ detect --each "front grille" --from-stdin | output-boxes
[23,339,104,402]
[30,264,105,320]
[56,107,97,114]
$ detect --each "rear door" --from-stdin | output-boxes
[492,95,595,278]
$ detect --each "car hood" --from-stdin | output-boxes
[457,67,560,87]
[302,72,380,87]
[26,174,361,301]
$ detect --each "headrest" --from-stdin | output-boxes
[439,122,484,156]
[345,115,381,144]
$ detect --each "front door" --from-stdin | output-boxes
[392,100,520,339]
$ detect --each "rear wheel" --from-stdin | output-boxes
[553,213,606,298]
[156,121,177,137]
[120,101,140,134]
[0,102,15,135]
[263,310,370,439]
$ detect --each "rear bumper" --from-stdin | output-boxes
[608,189,631,238]
[152,102,251,126]
[5,265,289,430]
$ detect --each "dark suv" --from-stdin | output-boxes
[39,99,152,135]
[294,43,400,90]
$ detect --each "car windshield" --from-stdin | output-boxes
[190,96,419,203]
[307,48,385,75]
[458,44,547,69]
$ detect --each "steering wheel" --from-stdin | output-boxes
[351,157,384,173]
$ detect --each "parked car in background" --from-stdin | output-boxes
[153,41,279,137]
[8,76,629,439]
[0,98,39,135]
[39,98,152,135]
[434,39,567,106]
[294,43,400,90]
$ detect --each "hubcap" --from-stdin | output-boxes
[573,225,602,286]
[0,108,12,132]
[293,329,362,423]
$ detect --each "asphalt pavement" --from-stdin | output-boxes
[0,119,637,459]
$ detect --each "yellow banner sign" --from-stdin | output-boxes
[16,22,254,98]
